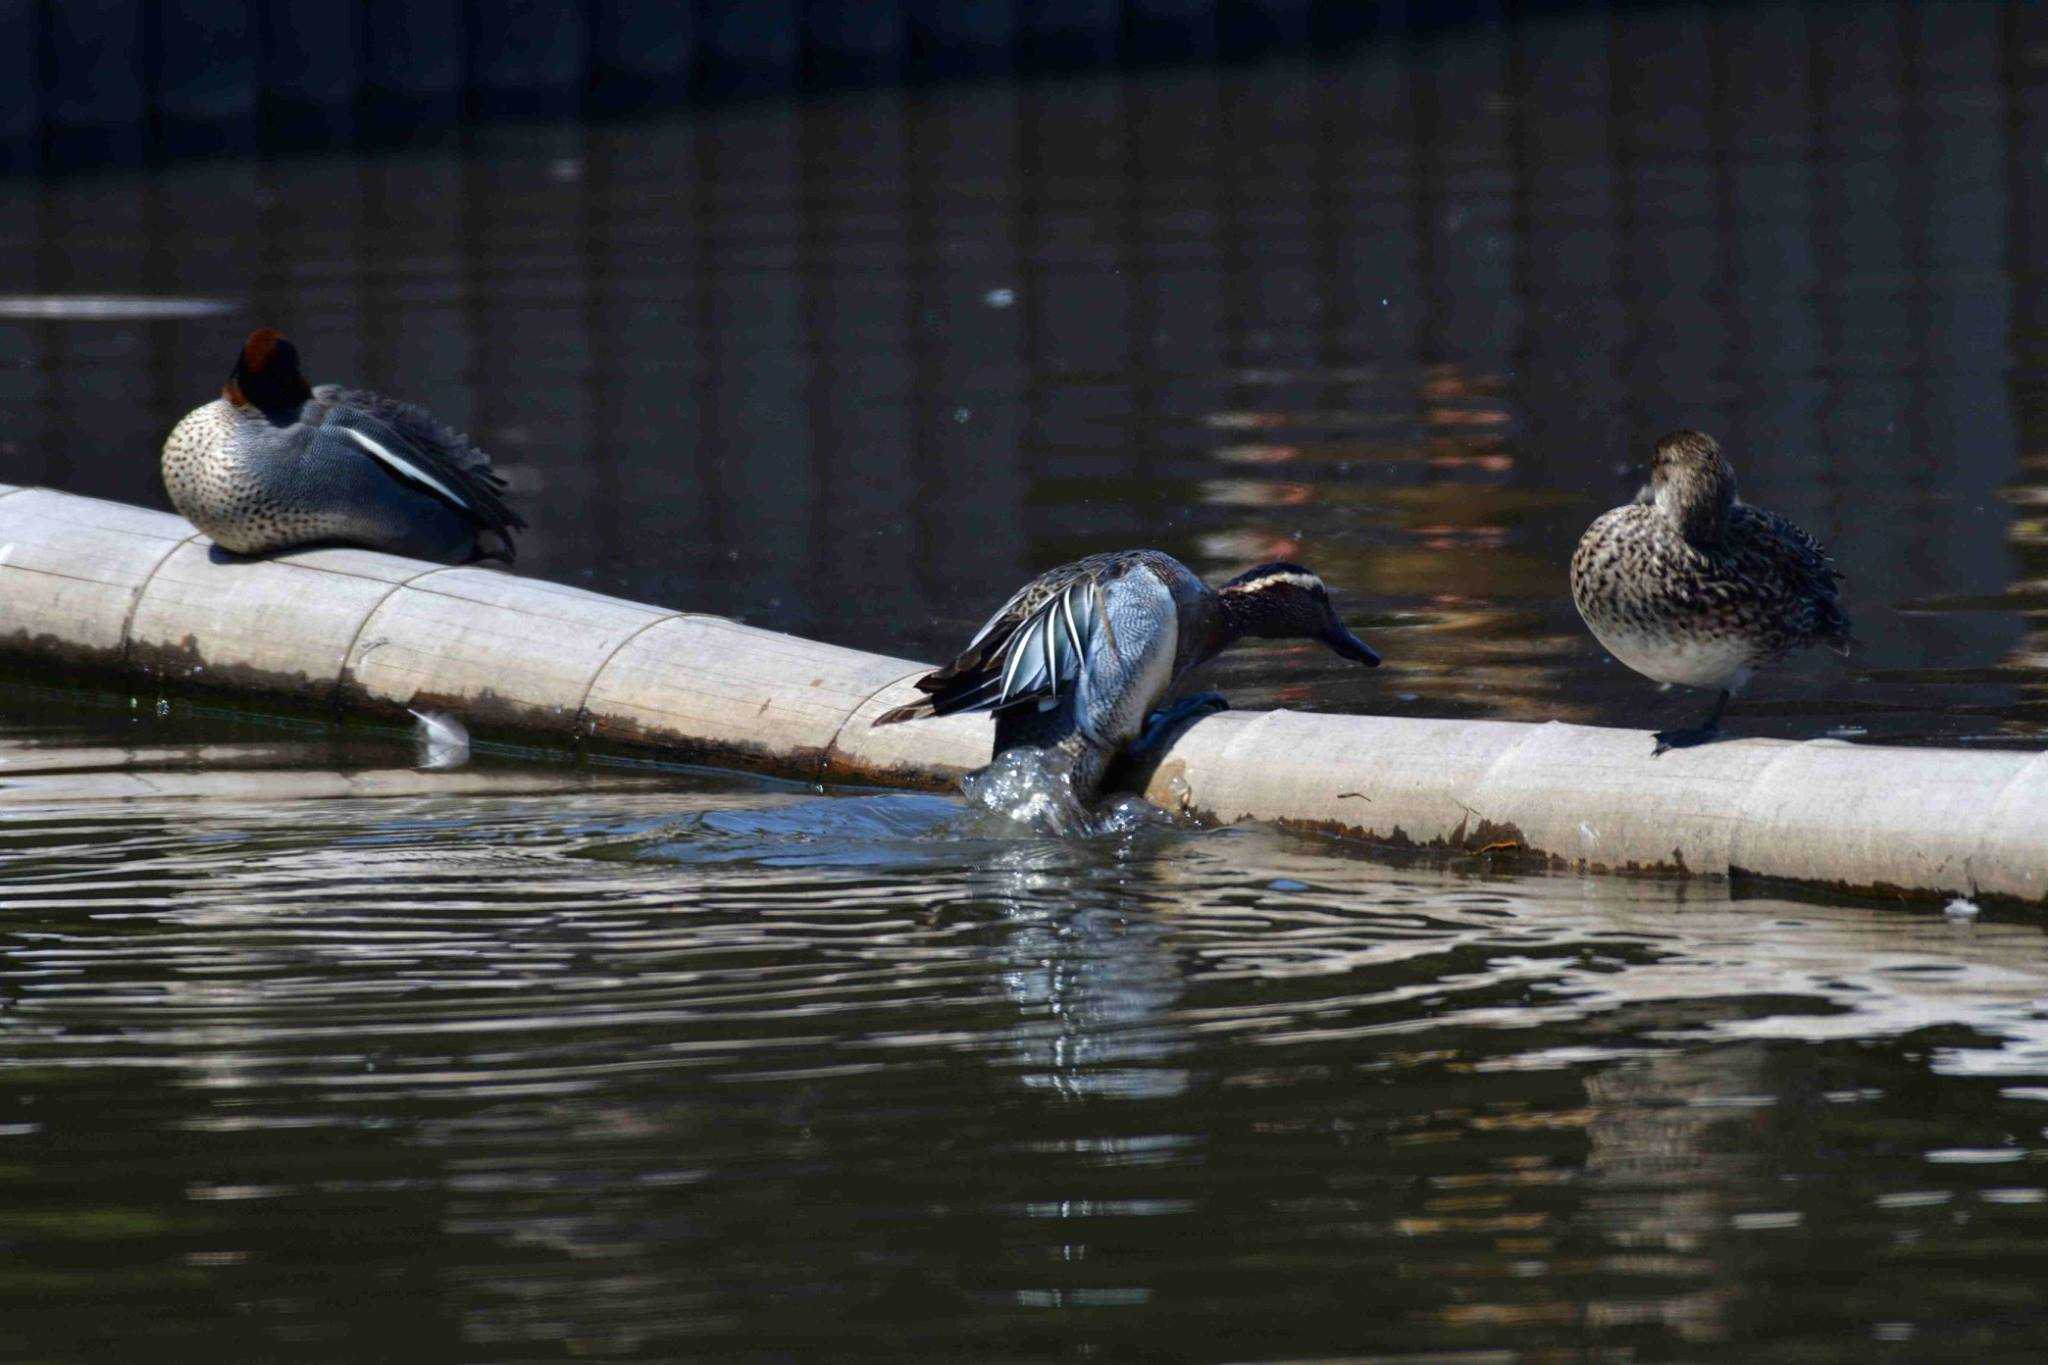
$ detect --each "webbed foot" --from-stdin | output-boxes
[1651,723,1721,756]
[1130,692,1230,763]
[1651,689,1732,756]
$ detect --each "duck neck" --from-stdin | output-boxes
[1198,590,1258,664]
[1656,464,1736,547]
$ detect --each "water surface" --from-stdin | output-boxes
[5,6,2045,744]
[2,707,2047,1359]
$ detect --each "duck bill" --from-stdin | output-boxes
[1321,622,1380,667]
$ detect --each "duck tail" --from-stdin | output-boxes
[872,699,935,727]
[1821,603,1855,656]
[470,528,518,566]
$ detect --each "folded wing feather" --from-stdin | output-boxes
[874,573,1108,725]
[336,421,472,511]
[992,577,1099,711]
[318,404,523,536]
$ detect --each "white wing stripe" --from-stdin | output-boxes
[341,426,471,511]
[1058,586,1084,659]
[1042,606,1062,700]
[999,617,1034,702]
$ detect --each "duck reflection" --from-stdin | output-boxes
[974,841,1192,1103]
[1571,1044,1767,1346]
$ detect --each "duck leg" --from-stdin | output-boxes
[1128,692,1230,766]
[1652,689,1730,756]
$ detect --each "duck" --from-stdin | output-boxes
[874,551,1381,811]
[1570,429,1851,754]
[161,329,524,563]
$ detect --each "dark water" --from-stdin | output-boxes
[6,4,2047,745]
[3,705,2048,1361]
[5,6,2048,1360]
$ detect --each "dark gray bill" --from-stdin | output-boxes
[1322,622,1380,667]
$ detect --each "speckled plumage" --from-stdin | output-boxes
[1570,430,1850,749]
[162,331,523,563]
[875,550,1379,805]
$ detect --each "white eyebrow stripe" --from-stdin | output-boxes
[1223,571,1324,594]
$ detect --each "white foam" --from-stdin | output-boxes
[959,747,1186,838]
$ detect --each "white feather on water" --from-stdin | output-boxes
[409,709,471,771]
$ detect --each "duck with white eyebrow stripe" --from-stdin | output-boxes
[875,550,1381,823]
[161,329,525,563]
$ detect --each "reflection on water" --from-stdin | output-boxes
[2,716,2047,1358]
[3,5,2044,748]
[984,844,1192,1103]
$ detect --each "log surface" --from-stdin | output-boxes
[2,484,2042,905]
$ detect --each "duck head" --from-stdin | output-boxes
[1217,562,1380,665]
[1645,429,1736,546]
[223,328,313,425]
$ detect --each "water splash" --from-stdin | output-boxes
[959,747,1187,838]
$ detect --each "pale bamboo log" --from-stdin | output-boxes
[0,485,196,667]
[829,670,992,787]
[339,566,671,730]
[0,486,2042,905]
[129,539,426,702]
[580,615,939,778]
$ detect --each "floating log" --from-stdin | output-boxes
[2,483,2043,906]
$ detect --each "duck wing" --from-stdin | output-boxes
[311,386,527,546]
[875,554,1143,725]
[1731,504,1852,650]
